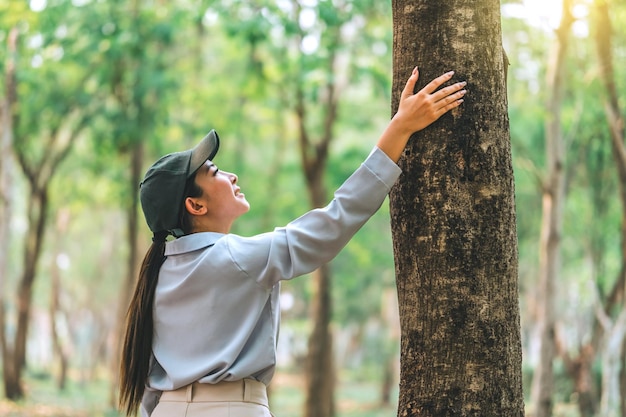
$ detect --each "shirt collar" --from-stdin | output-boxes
[164,232,224,256]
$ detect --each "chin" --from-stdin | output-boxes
[239,201,251,214]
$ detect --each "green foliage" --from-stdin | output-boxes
[1,0,626,413]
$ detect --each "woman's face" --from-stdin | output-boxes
[189,160,250,231]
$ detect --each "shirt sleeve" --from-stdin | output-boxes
[226,146,402,288]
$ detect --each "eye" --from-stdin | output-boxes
[213,167,220,177]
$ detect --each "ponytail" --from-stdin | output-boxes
[120,174,202,415]
[119,238,167,416]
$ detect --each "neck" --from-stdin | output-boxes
[192,218,233,234]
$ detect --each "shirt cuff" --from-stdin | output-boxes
[365,146,403,190]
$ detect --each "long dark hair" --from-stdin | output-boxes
[119,174,203,416]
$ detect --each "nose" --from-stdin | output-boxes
[227,171,238,184]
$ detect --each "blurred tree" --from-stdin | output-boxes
[283,3,392,416]
[501,0,625,414]
[49,208,71,390]
[0,1,97,399]
[0,22,19,401]
[530,0,574,415]
[593,0,626,414]
[215,2,393,416]
[89,0,180,406]
[390,0,524,415]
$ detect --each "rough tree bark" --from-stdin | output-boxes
[390,1,524,416]
[531,1,573,415]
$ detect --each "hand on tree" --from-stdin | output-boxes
[395,67,466,134]
[376,67,466,163]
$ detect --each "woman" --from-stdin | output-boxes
[119,67,466,417]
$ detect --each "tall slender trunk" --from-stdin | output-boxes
[0,25,19,401]
[295,25,340,417]
[304,263,336,417]
[300,136,336,417]
[594,308,626,416]
[1,11,87,402]
[531,1,573,416]
[4,184,49,400]
[50,209,71,390]
[592,1,626,415]
[109,142,143,407]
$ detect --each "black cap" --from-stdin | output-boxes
[139,130,220,238]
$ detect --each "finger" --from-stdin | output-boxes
[440,98,464,114]
[432,81,467,102]
[435,91,466,114]
[421,70,455,95]
[401,66,419,99]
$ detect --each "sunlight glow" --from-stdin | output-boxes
[301,34,319,54]
[502,0,563,31]
[29,0,46,12]
[57,253,71,271]
[502,0,590,37]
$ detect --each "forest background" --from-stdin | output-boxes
[0,0,625,416]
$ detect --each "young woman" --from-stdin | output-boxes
[119,67,466,417]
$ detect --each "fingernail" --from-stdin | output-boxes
[461,81,467,86]
[413,66,418,75]
[447,70,455,76]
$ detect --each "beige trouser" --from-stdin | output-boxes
[151,379,274,417]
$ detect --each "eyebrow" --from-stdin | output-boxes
[204,162,217,175]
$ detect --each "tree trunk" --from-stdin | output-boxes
[599,311,626,417]
[8,185,48,399]
[592,1,626,416]
[1,11,86,402]
[304,264,336,417]
[109,141,143,407]
[621,339,626,417]
[593,0,626,307]
[380,288,400,407]
[530,1,573,416]
[8,108,84,400]
[50,209,71,391]
[390,1,524,416]
[0,25,19,400]
[556,335,596,417]
[300,134,336,417]
[295,29,339,417]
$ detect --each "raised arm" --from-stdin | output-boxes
[376,67,467,163]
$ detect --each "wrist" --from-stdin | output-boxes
[388,113,415,139]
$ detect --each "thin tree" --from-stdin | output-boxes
[531,1,574,415]
[102,0,174,405]
[6,83,90,400]
[49,209,71,391]
[293,10,340,416]
[0,25,18,399]
[390,0,524,415]
[593,0,626,415]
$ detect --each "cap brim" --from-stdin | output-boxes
[188,130,220,177]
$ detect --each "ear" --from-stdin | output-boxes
[184,197,208,216]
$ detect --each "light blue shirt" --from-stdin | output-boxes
[141,147,401,416]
